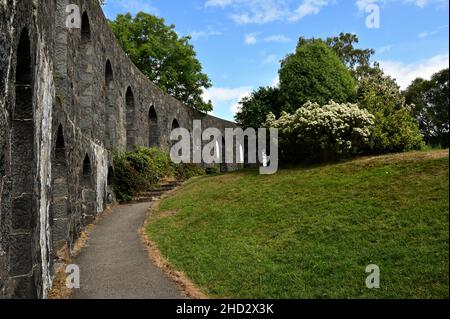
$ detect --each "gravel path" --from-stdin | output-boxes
[71,202,184,299]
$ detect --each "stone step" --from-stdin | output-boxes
[132,181,182,203]
[150,184,179,191]
[156,181,182,188]
[131,196,161,203]
[136,190,166,197]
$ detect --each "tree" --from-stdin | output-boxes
[279,41,357,113]
[109,12,212,112]
[357,65,424,153]
[297,33,375,80]
[405,68,449,148]
[235,86,284,129]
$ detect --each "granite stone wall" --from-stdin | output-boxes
[0,0,239,299]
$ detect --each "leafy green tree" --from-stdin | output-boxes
[357,65,424,153]
[405,68,449,148]
[109,12,212,112]
[235,86,284,129]
[279,42,357,113]
[297,33,375,80]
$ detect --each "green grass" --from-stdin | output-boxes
[146,150,449,299]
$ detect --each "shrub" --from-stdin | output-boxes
[112,147,205,202]
[357,65,424,154]
[172,163,206,180]
[265,101,375,162]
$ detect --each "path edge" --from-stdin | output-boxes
[140,187,209,300]
[48,204,118,299]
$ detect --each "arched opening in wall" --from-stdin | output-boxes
[105,60,115,149]
[125,87,136,151]
[171,119,180,130]
[79,11,94,136]
[148,106,158,147]
[81,11,91,43]
[10,28,35,284]
[170,119,181,151]
[81,154,96,226]
[105,60,113,85]
[106,166,114,204]
[107,166,114,186]
[51,125,70,254]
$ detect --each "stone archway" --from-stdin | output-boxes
[81,154,96,226]
[106,166,114,204]
[79,11,94,136]
[10,28,35,293]
[148,105,158,147]
[171,119,180,130]
[105,60,115,149]
[51,125,70,253]
[170,119,181,152]
[125,87,136,151]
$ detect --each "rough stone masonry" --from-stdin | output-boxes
[0,0,238,299]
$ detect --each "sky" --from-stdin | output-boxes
[102,0,449,121]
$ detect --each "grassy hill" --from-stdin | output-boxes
[146,150,449,299]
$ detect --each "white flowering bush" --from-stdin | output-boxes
[265,101,375,162]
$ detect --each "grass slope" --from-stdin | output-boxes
[146,150,449,299]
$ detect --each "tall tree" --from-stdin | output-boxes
[358,64,424,153]
[109,12,212,112]
[405,68,449,148]
[279,41,357,113]
[297,33,375,80]
[235,86,284,129]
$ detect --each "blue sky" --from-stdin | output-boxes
[103,0,449,121]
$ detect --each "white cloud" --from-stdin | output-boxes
[190,26,222,41]
[244,33,292,45]
[205,0,288,25]
[377,44,392,54]
[203,86,253,104]
[263,54,279,64]
[271,75,280,87]
[289,0,329,21]
[203,86,253,116]
[245,33,259,45]
[356,0,449,11]
[230,91,252,115]
[356,0,378,12]
[264,34,292,42]
[205,0,234,7]
[379,53,449,89]
[113,0,159,15]
[418,25,448,39]
[205,0,330,24]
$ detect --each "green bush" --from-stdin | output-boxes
[357,65,424,154]
[172,163,207,180]
[112,147,205,202]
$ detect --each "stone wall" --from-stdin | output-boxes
[0,0,238,299]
